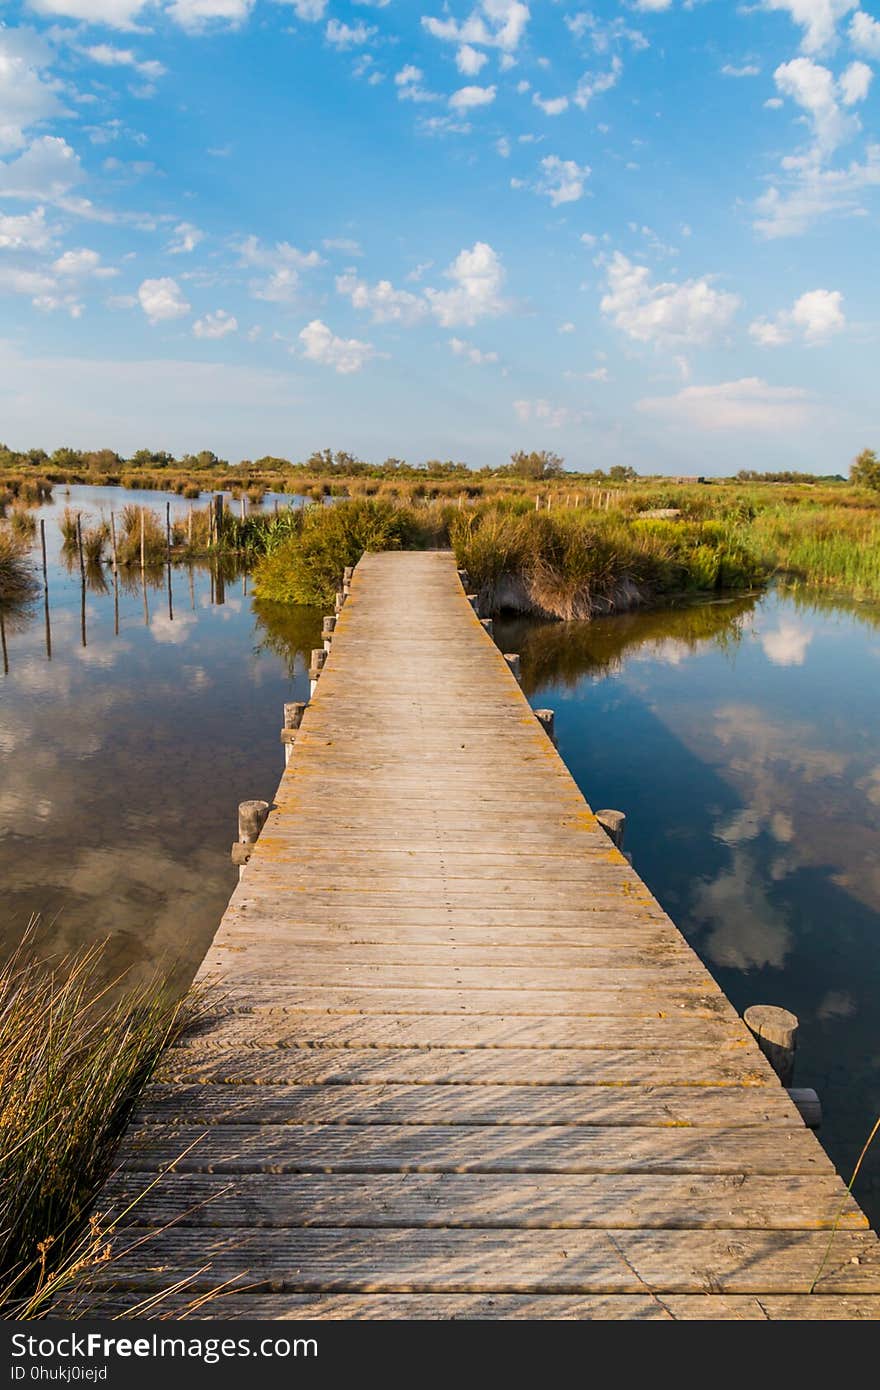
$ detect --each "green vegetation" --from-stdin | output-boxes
[0,926,197,1318]
[0,530,39,611]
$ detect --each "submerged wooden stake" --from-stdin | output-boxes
[40,518,48,587]
[745,1004,799,1086]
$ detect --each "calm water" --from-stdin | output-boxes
[497,592,880,1225]
[2,486,878,1224]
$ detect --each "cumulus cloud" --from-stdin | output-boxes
[167,221,204,254]
[325,19,375,47]
[27,0,149,27]
[285,0,328,18]
[758,620,814,665]
[138,277,190,324]
[574,56,622,108]
[299,318,377,373]
[774,57,867,159]
[533,93,569,115]
[513,398,583,428]
[763,0,858,55]
[164,0,255,29]
[0,136,84,201]
[749,287,845,345]
[637,378,811,431]
[600,252,739,345]
[0,27,64,155]
[449,336,499,364]
[754,142,880,235]
[424,240,507,327]
[422,2,530,53]
[52,247,116,278]
[0,206,53,250]
[850,9,880,55]
[81,44,166,80]
[535,154,590,204]
[449,84,496,111]
[193,309,238,338]
[336,271,428,324]
[234,234,323,303]
[394,65,438,102]
[456,44,488,74]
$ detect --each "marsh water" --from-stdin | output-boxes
[2,485,879,1225]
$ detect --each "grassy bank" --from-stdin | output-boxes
[0,928,196,1318]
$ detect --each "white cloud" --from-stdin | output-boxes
[533,93,569,115]
[496,135,511,156]
[164,0,255,30]
[449,336,498,364]
[284,0,328,18]
[574,56,622,108]
[422,2,530,53]
[850,9,880,56]
[513,398,583,428]
[763,1,858,55]
[81,44,166,79]
[536,154,590,204]
[774,57,863,158]
[456,44,488,75]
[26,0,148,27]
[839,58,873,103]
[600,251,739,345]
[0,136,84,201]
[449,84,496,111]
[193,309,238,338]
[0,27,64,154]
[395,65,438,102]
[425,240,507,327]
[565,12,648,52]
[749,287,845,344]
[754,142,880,235]
[558,321,575,333]
[323,236,363,254]
[336,271,428,324]
[52,246,116,278]
[234,234,323,303]
[638,378,811,431]
[632,0,673,9]
[138,276,190,324]
[721,63,761,77]
[325,19,375,47]
[167,221,204,254]
[299,318,377,373]
[0,205,53,250]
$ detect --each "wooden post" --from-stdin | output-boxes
[343,566,354,585]
[596,809,626,850]
[787,1088,821,1129]
[480,617,494,637]
[208,497,215,548]
[322,615,336,639]
[240,496,246,522]
[335,590,346,614]
[233,799,270,879]
[75,512,85,579]
[535,494,540,511]
[744,1005,798,1086]
[457,568,471,590]
[281,700,306,766]
[310,648,326,697]
[166,500,172,564]
[503,653,521,682]
[110,512,118,572]
[214,494,224,550]
[466,593,479,612]
[139,507,146,572]
[187,506,193,549]
[535,709,556,745]
[40,518,48,587]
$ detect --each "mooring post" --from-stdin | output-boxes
[310,647,326,697]
[596,809,626,850]
[744,1005,798,1086]
[40,518,48,588]
[466,593,479,613]
[504,653,521,682]
[109,512,118,572]
[240,496,246,522]
[343,565,354,595]
[535,709,556,745]
[166,501,172,565]
[75,512,85,579]
[232,799,270,879]
[335,590,346,614]
[322,615,336,652]
[480,617,494,637]
[787,1087,822,1128]
[139,507,146,572]
[457,568,471,590]
[281,700,307,766]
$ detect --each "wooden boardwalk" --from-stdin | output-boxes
[94,551,880,1319]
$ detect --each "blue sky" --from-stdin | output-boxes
[1,0,879,473]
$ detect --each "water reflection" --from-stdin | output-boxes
[0,485,321,1001]
[497,587,880,1226]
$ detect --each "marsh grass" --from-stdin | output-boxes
[0,923,199,1318]
[9,507,37,541]
[0,529,39,610]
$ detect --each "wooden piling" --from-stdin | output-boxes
[503,653,521,681]
[788,1088,822,1129]
[232,799,270,878]
[110,513,118,572]
[322,616,336,640]
[335,591,346,614]
[166,501,172,565]
[535,708,556,744]
[75,512,85,579]
[480,617,494,637]
[596,809,626,850]
[744,1005,798,1086]
[139,507,146,572]
[39,518,48,587]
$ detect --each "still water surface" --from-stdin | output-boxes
[2,486,878,1224]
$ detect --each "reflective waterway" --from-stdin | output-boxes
[497,591,880,1226]
[2,487,878,1225]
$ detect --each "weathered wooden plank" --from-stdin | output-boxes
[133,1082,803,1128]
[116,1123,835,1176]
[81,1227,880,1294]
[191,987,727,1019]
[102,1171,867,1231]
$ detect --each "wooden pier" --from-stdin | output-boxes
[95,551,880,1319]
